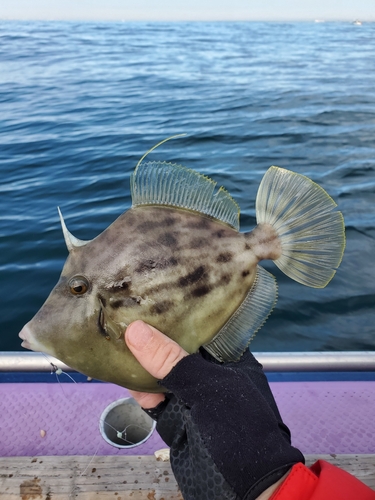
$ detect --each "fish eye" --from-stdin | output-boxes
[69,276,89,295]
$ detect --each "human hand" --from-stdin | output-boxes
[125,320,187,409]
[125,320,304,500]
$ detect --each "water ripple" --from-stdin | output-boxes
[1,21,375,351]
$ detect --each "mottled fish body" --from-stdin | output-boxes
[19,142,345,392]
[93,205,258,351]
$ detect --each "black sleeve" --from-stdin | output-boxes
[147,351,304,500]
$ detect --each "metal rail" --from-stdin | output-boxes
[256,351,375,372]
[1,351,375,372]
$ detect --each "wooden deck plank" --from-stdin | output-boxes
[305,455,375,490]
[0,454,374,498]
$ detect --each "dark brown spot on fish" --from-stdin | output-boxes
[150,300,174,315]
[216,252,233,263]
[191,285,212,298]
[220,274,231,285]
[110,296,141,309]
[125,213,135,226]
[165,257,178,267]
[138,220,156,232]
[179,265,206,287]
[214,229,226,238]
[158,232,178,248]
[163,216,176,226]
[128,296,142,306]
[136,214,177,232]
[110,299,124,309]
[245,243,251,250]
[136,259,156,273]
[153,257,179,269]
[242,270,250,277]
[190,237,208,249]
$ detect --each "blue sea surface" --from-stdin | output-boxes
[1,21,375,352]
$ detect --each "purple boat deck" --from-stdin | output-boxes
[1,379,374,457]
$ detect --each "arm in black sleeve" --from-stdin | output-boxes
[148,351,304,500]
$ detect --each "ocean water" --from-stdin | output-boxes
[1,21,374,353]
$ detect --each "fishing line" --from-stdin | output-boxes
[40,354,151,446]
[41,352,153,497]
[118,422,152,445]
[54,368,77,385]
[41,352,77,400]
[78,443,101,477]
[66,413,152,497]
[98,416,152,446]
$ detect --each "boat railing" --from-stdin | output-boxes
[1,351,375,372]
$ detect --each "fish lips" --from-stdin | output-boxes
[19,323,36,350]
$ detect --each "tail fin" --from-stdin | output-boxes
[256,166,345,288]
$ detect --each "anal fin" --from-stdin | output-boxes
[203,265,277,362]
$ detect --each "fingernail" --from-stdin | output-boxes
[126,320,154,350]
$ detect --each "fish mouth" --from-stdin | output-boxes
[19,322,56,357]
[19,324,34,350]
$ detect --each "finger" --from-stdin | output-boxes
[125,320,188,380]
[128,389,165,410]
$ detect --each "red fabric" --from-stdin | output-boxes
[270,460,375,500]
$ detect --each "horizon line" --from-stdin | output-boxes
[1,17,374,22]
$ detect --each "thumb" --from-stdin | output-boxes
[125,320,188,380]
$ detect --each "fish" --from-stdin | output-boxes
[19,138,346,392]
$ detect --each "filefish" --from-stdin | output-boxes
[19,139,345,392]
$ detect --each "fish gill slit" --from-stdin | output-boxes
[98,307,107,337]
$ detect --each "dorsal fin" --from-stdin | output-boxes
[130,161,240,230]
